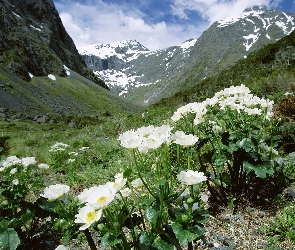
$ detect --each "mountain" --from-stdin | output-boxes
[80,5,295,105]
[0,0,143,118]
[151,28,295,111]
[0,0,108,90]
[79,39,197,102]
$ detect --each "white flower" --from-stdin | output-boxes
[12,179,19,185]
[55,245,69,250]
[114,172,124,180]
[118,130,143,149]
[84,184,116,209]
[131,178,143,188]
[41,184,70,201]
[38,163,49,169]
[10,168,17,174]
[177,170,207,185]
[21,157,37,167]
[119,188,132,198]
[183,202,199,211]
[112,173,127,191]
[77,187,91,204]
[79,147,89,151]
[1,156,21,168]
[69,151,78,156]
[49,142,70,152]
[200,192,209,202]
[74,205,102,230]
[67,158,76,163]
[136,125,155,138]
[172,131,199,146]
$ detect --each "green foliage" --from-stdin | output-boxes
[171,85,287,209]
[261,203,295,246]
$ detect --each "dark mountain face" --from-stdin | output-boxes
[0,0,109,89]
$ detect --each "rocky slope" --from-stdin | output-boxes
[0,0,108,89]
[0,0,145,118]
[80,5,295,105]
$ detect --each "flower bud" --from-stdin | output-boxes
[181,214,189,222]
[113,222,120,229]
[97,223,105,231]
[1,200,8,206]
[187,197,194,204]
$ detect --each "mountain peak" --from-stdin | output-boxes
[244,4,268,13]
[78,40,149,59]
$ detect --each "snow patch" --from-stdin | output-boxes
[180,39,197,51]
[63,65,70,76]
[30,25,42,31]
[78,40,149,60]
[217,9,264,27]
[48,74,56,81]
[243,33,260,51]
[12,12,20,18]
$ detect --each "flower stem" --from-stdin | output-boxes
[84,229,97,250]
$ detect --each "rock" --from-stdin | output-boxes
[36,115,47,123]
[286,187,295,199]
[0,0,107,89]
[67,121,76,128]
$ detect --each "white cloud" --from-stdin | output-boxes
[55,0,204,51]
[54,0,285,51]
[171,0,283,24]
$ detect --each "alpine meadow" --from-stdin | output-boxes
[0,1,295,249]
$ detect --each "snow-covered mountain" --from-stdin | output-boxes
[79,39,197,100]
[79,5,295,105]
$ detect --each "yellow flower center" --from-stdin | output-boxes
[97,195,108,204]
[85,211,97,223]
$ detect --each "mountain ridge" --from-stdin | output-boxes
[80,4,295,105]
[0,0,109,90]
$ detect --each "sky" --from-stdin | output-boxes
[53,0,295,51]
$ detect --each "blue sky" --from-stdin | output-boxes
[53,0,295,51]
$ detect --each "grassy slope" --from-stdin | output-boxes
[0,64,143,117]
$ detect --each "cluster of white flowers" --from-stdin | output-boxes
[118,125,173,152]
[74,172,128,230]
[0,156,49,187]
[171,131,199,147]
[0,156,39,172]
[40,184,70,201]
[177,170,207,185]
[118,125,200,152]
[259,142,279,156]
[171,85,274,125]
[49,142,70,152]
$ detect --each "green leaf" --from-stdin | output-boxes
[243,161,274,179]
[192,224,205,237]
[123,168,132,179]
[36,197,58,212]
[0,228,20,250]
[139,231,154,245]
[9,211,34,228]
[101,232,122,248]
[145,206,160,225]
[0,220,10,229]
[141,198,156,205]
[171,223,197,245]
[152,237,174,250]
[154,179,167,186]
